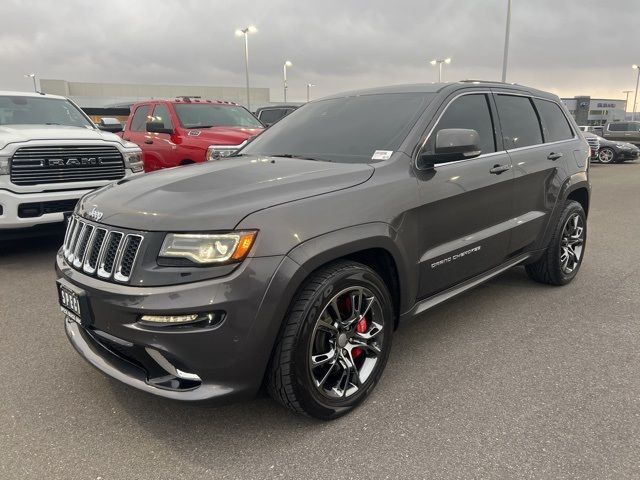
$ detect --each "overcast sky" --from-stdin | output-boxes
[2,0,639,106]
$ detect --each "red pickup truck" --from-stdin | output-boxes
[121,97,264,171]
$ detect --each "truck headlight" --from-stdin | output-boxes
[206,143,245,161]
[159,231,257,264]
[0,157,9,175]
[123,151,144,172]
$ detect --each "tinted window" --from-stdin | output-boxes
[533,99,573,142]
[495,95,543,149]
[425,94,496,156]
[242,92,434,163]
[627,122,640,131]
[130,105,150,132]
[258,109,287,124]
[152,104,173,130]
[174,104,262,129]
[0,96,92,128]
[608,122,627,132]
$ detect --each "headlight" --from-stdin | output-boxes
[159,231,257,264]
[206,142,246,161]
[0,157,8,175]
[123,151,144,172]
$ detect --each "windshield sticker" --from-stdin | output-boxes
[188,130,201,136]
[372,150,393,160]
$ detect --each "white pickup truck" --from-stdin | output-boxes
[0,91,143,236]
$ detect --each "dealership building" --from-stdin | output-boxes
[561,96,627,126]
[39,79,271,121]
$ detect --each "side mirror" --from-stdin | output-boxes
[146,121,173,135]
[97,117,123,133]
[418,128,482,169]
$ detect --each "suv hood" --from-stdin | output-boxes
[185,126,263,145]
[0,124,125,150]
[77,156,374,231]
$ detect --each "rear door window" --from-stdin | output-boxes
[130,105,150,132]
[495,95,543,149]
[533,99,574,142]
[259,109,286,124]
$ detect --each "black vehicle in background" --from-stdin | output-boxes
[594,136,640,164]
[56,81,590,419]
[254,104,300,127]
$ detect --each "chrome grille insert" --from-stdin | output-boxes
[10,145,125,186]
[63,216,143,283]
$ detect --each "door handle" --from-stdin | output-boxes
[489,164,512,174]
[144,140,153,144]
[547,152,563,161]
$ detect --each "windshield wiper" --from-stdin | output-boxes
[269,153,330,162]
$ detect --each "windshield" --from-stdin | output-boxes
[174,104,262,129]
[241,92,435,163]
[0,95,93,128]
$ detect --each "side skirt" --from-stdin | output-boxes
[401,253,532,321]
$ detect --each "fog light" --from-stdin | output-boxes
[140,314,198,324]
[139,312,224,327]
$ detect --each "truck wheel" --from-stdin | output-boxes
[267,261,394,419]
[598,147,616,163]
[525,200,586,286]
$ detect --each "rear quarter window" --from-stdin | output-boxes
[533,99,574,142]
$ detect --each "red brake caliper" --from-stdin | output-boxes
[352,317,367,360]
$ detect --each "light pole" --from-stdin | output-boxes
[306,83,316,102]
[429,58,451,82]
[501,0,512,82]
[24,73,37,92]
[235,25,257,111]
[623,90,633,116]
[283,60,292,102]
[632,65,640,121]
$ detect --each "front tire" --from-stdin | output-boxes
[266,261,394,419]
[525,200,587,285]
[598,147,616,164]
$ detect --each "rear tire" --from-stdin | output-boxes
[525,200,587,286]
[266,261,394,419]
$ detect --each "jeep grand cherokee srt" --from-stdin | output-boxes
[56,82,590,419]
[121,97,263,172]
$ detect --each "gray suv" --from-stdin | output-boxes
[602,121,640,146]
[55,82,590,419]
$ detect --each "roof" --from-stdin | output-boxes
[318,81,556,101]
[0,90,67,100]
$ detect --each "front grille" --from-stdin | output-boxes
[63,215,143,283]
[10,145,125,186]
[586,137,600,155]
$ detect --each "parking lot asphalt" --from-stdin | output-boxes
[1,162,640,480]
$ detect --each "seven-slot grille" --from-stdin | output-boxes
[10,145,125,186]
[63,215,143,283]
[585,136,600,155]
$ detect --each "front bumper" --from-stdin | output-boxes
[618,149,640,160]
[0,188,89,229]
[56,251,300,403]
